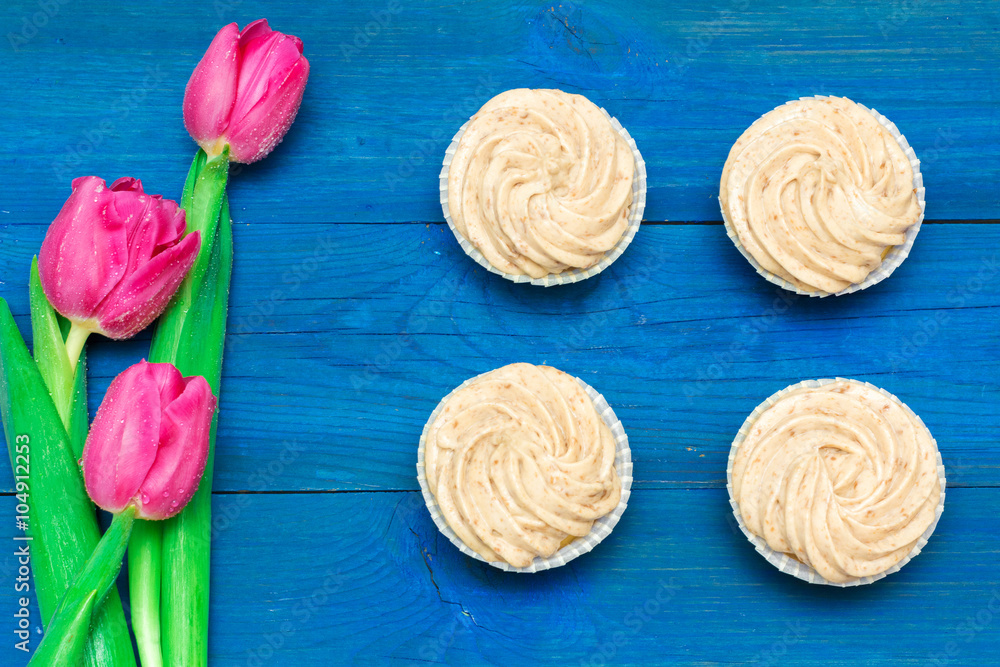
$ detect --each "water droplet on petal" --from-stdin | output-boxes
[163,491,170,498]
[170,500,179,507]
[141,493,150,504]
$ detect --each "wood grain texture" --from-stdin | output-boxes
[2,224,996,493]
[0,0,998,665]
[4,490,998,666]
[0,0,997,224]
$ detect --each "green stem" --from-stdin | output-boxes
[152,147,229,364]
[15,269,135,667]
[128,150,204,667]
[29,258,75,429]
[29,257,90,460]
[128,520,163,667]
[161,193,232,667]
[66,343,89,461]
[28,506,137,667]
[64,323,90,374]
[129,149,230,667]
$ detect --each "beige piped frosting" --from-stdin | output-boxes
[731,380,941,583]
[447,89,634,278]
[424,363,621,568]
[720,96,921,294]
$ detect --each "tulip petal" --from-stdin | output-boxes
[109,179,172,263]
[226,53,309,163]
[230,31,287,123]
[40,177,195,340]
[184,18,309,164]
[82,361,161,514]
[96,231,201,340]
[38,177,128,324]
[238,18,272,43]
[108,177,143,193]
[137,375,215,520]
[118,191,187,277]
[147,356,189,405]
[183,23,240,146]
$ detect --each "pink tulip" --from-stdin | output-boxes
[38,176,200,343]
[184,19,309,164]
[82,360,216,521]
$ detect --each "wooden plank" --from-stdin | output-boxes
[0,0,998,663]
[3,489,995,666]
[0,0,1000,666]
[0,0,997,224]
[1,223,996,492]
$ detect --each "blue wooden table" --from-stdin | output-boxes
[1,1,999,664]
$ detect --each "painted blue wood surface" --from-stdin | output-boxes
[2,490,997,665]
[0,1,997,224]
[1,224,998,493]
[0,0,998,665]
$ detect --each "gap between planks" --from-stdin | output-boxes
[5,219,999,227]
[10,486,997,497]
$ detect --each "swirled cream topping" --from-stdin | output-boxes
[720,96,921,294]
[447,89,634,278]
[424,363,621,567]
[731,380,941,583]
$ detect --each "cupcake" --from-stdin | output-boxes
[728,378,945,586]
[418,363,631,572]
[441,89,646,286]
[720,96,924,296]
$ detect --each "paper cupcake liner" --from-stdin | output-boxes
[440,106,647,287]
[417,370,633,573]
[720,95,926,298]
[726,377,946,587]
